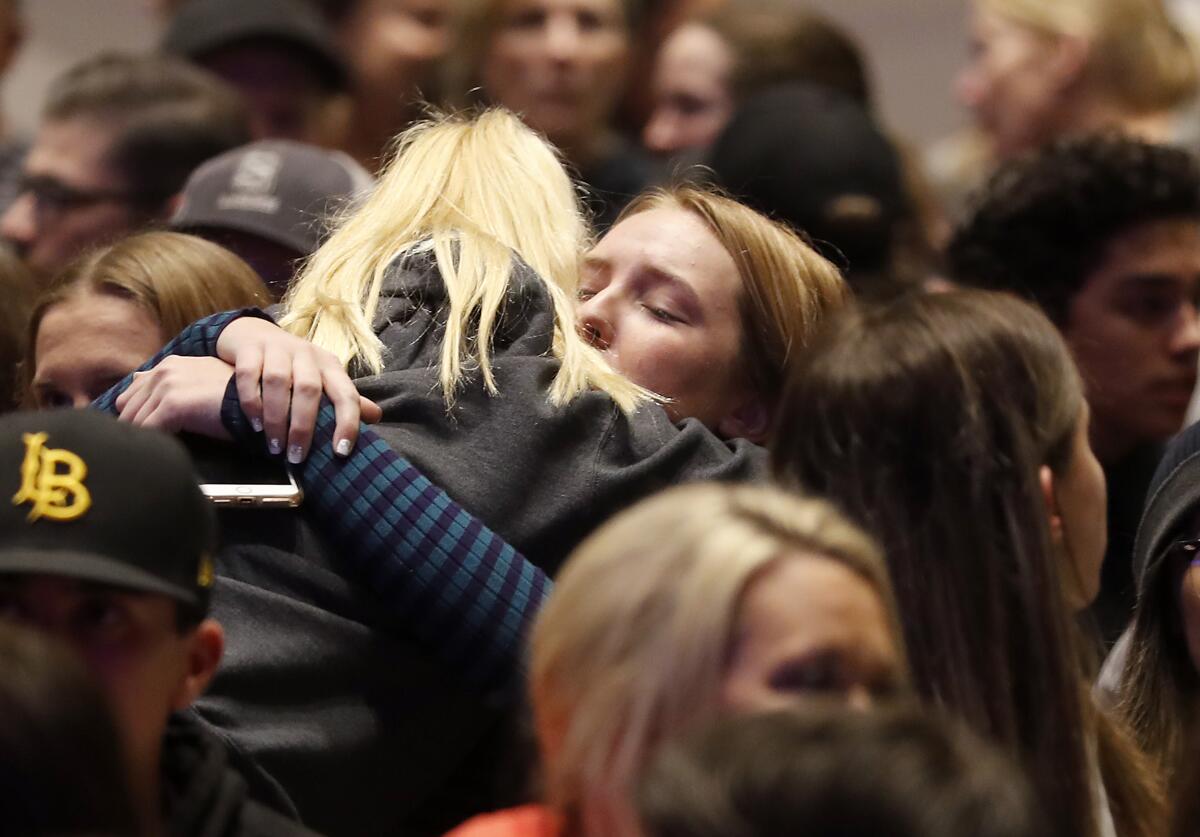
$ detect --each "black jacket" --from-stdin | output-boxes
[163,714,317,837]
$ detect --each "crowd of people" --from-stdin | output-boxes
[1,0,1200,835]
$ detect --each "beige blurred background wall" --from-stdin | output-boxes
[2,0,970,145]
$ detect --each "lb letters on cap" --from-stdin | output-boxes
[12,432,91,522]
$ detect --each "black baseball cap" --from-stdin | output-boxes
[162,0,347,91]
[707,82,907,276]
[0,410,217,616]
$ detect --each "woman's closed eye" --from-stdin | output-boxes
[642,302,684,324]
[768,652,842,694]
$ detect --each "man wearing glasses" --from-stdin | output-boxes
[0,52,249,277]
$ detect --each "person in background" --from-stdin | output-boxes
[447,0,660,230]
[171,140,374,297]
[24,231,268,409]
[643,1,872,161]
[0,0,25,215]
[0,623,138,837]
[162,0,348,145]
[449,483,909,836]
[772,289,1166,837]
[1098,418,1200,789]
[0,52,250,278]
[929,0,1198,220]
[946,134,1200,644]
[0,409,315,836]
[0,242,36,411]
[311,0,456,172]
[706,83,913,294]
[636,705,1045,837]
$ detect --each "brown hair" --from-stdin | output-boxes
[771,289,1165,837]
[1117,544,1200,786]
[24,231,269,402]
[702,1,873,107]
[0,245,37,412]
[618,184,850,410]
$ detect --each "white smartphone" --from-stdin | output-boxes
[189,438,304,508]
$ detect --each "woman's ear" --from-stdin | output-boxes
[171,619,225,712]
[717,397,771,444]
[1041,464,1065,546]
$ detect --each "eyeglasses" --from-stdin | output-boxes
[15,174,138,222]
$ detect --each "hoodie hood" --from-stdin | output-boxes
[162,714,249,837]
[372,244,560,375]
[1131,420,1200,597]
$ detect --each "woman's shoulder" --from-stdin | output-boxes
[443,804,561,837]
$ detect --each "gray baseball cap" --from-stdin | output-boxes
[171,139,375,256]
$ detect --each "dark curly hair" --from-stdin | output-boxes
[945,134,1200,324]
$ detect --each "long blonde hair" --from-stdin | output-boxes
[531,482,906,834]
[619,185,850,405]
[981,0,1198,113]
[281,108,647,411]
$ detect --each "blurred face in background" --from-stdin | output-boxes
[197,44,335,143]
[336,0,453,107]
[643,22,736,157]
[483,0,631,154]
[721,554,902,713]
[31,291,165,409]
[1,119,140,277]
[956,6,1070,157]
[1063,218,1200,461]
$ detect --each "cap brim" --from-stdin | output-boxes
[0,548,204,608]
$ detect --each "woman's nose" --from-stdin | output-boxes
[578,300,613,351]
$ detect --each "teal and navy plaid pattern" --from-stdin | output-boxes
[96,310,551,690]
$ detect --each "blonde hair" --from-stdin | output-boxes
[531,482,906,833]
[981,0,1198,112]
[23,231,270,404]
[281,109,647,411]
[620,185,851,404]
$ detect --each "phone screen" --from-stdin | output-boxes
[184,435,301,507]
[186,435,293,486]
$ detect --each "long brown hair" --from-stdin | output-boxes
[1117,541,1200,785]
[771,289,1164,837]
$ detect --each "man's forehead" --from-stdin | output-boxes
[1088,218,1200,282]
[25,117,125,189]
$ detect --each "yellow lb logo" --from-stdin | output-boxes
[197,555,214,588]
[12,432,92,522]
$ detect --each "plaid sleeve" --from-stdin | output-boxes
[220,379,551,690]
[92,308,273,415]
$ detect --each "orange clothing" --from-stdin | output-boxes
[445,805,561,837]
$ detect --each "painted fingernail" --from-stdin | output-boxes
[336,438,352,457]
[268,438,282,455]
[287,444,304,464]
[250,417,263,433]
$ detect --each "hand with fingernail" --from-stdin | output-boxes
[215,317,383,462]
